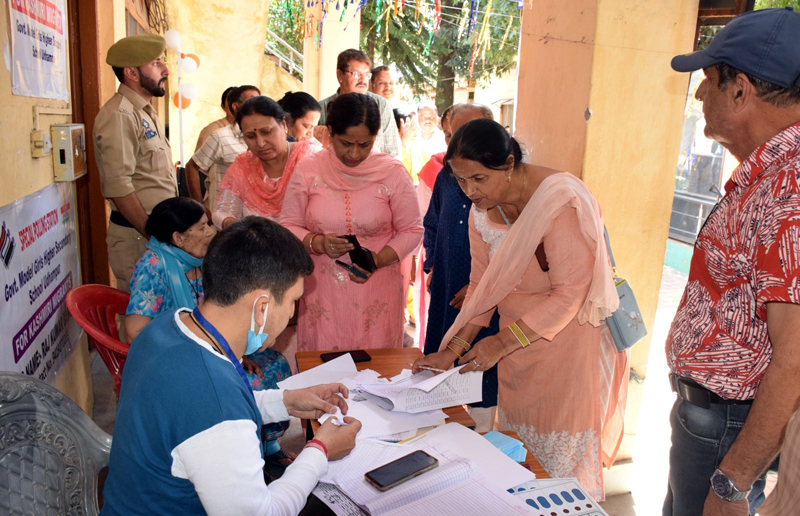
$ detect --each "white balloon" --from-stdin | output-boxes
[179,56,198,74]
[180,83,199,100]
[164,29,182,51]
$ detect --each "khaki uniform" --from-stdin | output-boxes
[94,83,177,292]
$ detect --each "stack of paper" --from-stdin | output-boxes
[357,364,483,413]
[277,354,448,440]
[483,430,527,463]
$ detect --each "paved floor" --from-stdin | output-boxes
[90,265,691,515]
[599,265,688,515]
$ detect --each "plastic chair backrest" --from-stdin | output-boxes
[65,285,130,396]
[0,372,112,516]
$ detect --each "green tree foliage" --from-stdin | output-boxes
[754,0,800,8]
[267,0,521,112]
[360,0,521,111]
[266,0,306,56]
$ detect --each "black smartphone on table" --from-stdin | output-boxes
[365,450,439,491]
[320,349,372,363]
[340,235,378,272]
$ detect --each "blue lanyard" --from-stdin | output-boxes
[191,307,253,396]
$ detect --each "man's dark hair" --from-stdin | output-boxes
[145,197,205,245]
[112,66,125,84]
[221,86,236,108]
[202,217,314,306]
[370,65,390,87]
[337,49,372,72]
[446,118,523,171]
[227,85,261,113]
[716,63,800,108]
[235,96,286,130]
[326,93,381,136]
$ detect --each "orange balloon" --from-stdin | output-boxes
[173,92,191,109]
[185,53,200,67]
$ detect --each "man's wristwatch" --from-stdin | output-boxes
[710,469,751,502]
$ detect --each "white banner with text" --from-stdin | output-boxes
[7,0,69,101]
[0,183,81,382]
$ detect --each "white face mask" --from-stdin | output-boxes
[245,294,269,355]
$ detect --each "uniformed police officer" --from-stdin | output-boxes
[94,34,178,293]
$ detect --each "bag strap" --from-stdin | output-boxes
[604,225,618,279]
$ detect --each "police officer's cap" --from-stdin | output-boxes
[106,34,166,68]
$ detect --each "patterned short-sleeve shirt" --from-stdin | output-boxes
[667,122,800,400]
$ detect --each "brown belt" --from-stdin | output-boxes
[669,373,753,410]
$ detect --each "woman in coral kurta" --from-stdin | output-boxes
[281,93,423,351]
[413,119,629,501]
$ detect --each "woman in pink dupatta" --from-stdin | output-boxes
[281,93,423,351]
[213,96,320,229]
[413,119,629,501]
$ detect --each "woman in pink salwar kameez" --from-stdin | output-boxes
[281,93,423,351]
[414,119,629,501]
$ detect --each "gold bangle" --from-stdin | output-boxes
[451,336,471,351]
[509,323,531,348]
[446,343,464,359]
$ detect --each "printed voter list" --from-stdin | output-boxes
[1,183,81,383]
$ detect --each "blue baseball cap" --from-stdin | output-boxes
[671,7,800,88]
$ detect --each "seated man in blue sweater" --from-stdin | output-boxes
[101,216,361,516]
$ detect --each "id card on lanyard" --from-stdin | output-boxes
[191,307,254,397]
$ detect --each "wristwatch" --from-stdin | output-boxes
[710,469,751,502]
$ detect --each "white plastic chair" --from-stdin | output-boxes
[0,372,112,515]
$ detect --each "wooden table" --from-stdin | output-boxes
[296,348,477,430]
[295,348,549,515]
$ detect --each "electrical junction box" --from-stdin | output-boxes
[51,124,87,181]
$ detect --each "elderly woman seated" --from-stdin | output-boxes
[125,197,213,341]
[125,197,296,477]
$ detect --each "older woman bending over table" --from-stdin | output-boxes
[413,119,629,501]
[281,93,423,351]
[213,96,320,228]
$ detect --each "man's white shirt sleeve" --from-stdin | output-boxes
[171,417,327,516]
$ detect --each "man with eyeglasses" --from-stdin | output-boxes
[317,49,401,159]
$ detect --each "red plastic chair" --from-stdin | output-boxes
[66,284,130,397]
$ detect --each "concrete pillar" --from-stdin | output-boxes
[302,1,362,100]
[515,0,699,375]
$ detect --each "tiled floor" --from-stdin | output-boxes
[598,265,688,515]
[91,265,691,516]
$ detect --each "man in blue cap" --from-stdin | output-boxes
[664,7,800,516]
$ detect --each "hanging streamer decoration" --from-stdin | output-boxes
[385,0,391,42]
[344,0,368,31]
[478,0,492,66]
[466,0,476,36]
[499,15,513,50]
[425,29,434,55]
[433,0,441,33]
[318,0,327,48]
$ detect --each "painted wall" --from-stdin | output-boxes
[0,2,93,413]
[164,0,272,161]
[260,59,303,101]
[515,0,699,374]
